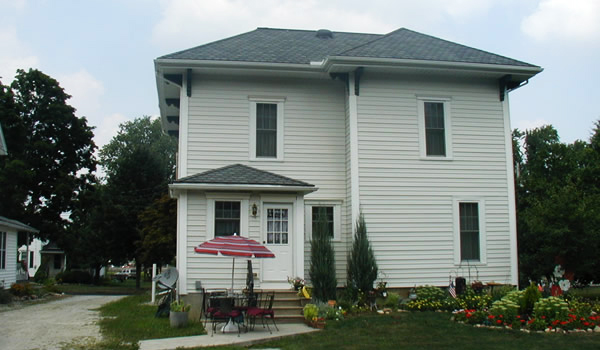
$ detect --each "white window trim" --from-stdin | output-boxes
[206,193,250,239]
[249,97,285,161]
[417,96,453,160]
[453,198,487,265]
[304,200,342,242]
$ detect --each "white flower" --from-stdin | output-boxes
[553,265,565,279]
[558,279,571,292]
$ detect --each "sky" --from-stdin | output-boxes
[1,0,598,149]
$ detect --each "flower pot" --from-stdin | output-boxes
[170,311,189,328]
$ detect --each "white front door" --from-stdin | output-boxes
[262,204,293,283]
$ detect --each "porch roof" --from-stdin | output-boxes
[0,216,39,233]
[170,164,317,193]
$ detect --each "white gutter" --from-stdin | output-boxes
[323,56,543,78]
[155,58,324,72]
[169,183,318,196]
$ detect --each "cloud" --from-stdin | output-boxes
[58,70,105,117]
[152,0,500,51]
[0,26,39,82]
[521,0,600,42]
[95,113,128,149]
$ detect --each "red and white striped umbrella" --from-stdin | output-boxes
[194,235,275,258]
[194,234,274,291]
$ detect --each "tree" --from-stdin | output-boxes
[309,210,337,302]
[515,123,600,285]
[138,194,177,268]
[97,117,177,287]
[0,69,96,245]
[347,213,378,294]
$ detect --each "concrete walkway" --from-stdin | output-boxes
[139,323,319,350]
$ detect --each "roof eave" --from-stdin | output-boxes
[0,219,39,233]
[324,56,543,80]
[168,182,318,197]
[155,58,324,72]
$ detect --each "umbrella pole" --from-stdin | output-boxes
[231,258,235,293]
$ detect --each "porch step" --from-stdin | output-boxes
[260,289,307,324]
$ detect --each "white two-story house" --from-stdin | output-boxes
[154,27,541,296]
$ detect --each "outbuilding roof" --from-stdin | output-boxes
[159,27,536,68]
[0,216,39,233]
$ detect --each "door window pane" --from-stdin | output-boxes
[266,208,289,245]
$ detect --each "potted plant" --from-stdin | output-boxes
[287,276,305,291]
[169,300,191,328]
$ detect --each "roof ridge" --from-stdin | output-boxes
[335,27,407,56]
[255,27,382,36]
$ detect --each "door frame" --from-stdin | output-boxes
[259,194,305,287]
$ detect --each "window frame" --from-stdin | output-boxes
[0,231,6,270]
[206,194,249,239]
[304,201,342,242]
[249,97,285,161]
[417,97,453,160]
[453,198,486,265]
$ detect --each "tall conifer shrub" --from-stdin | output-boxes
[347,213,378,293]
[309,211,337,302]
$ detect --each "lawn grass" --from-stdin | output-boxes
[55,279,151,295]
[205,312,600,350]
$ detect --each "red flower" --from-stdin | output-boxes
[488,315,495,319]
[560,321,567,325]
[528,319,535,325]
[496,320,503,325]
[541,316,546,319]
[520,319,525,323]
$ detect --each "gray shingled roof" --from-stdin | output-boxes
[158,27,536,68]
[175,164,314,187]
[0,216,38,232]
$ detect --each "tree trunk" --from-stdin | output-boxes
[136,260,142,289]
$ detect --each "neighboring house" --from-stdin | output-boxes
[18,238,44,278]
[154,27,542,296]
[0,216,38,288]
[39,242,67,278]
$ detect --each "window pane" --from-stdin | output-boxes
[312,206,334,237]
[215,201,241,237]
[256,103,277,157]
[424,102,446,156]
[459,203,480,261]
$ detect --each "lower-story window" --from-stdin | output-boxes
[215,201,241,237]
[459,202,480,262]
[0,232,6,269]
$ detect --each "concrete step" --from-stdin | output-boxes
[273,305,303,317]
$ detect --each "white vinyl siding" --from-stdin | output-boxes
[0,230,17,288]
[183,74,348,290]
[357,72,512,286]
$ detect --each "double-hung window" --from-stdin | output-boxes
[453,199,486,264]
[214,201,241,237]
[249,98,284,160]
[305,202,341,241]
[418,98,452,159]
[0,232,6,270]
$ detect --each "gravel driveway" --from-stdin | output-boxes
[0,295,124,350]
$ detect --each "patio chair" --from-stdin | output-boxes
[247,291,278,333]
[209,296,243,337]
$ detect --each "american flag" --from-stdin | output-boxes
[448,281,457,298]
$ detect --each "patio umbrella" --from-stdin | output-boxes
[194,234,275,291]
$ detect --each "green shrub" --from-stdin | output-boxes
[0,289,13,304]
[56,270,93,284]
[520,283,542,315]
[490,285,515,302]
[454,287,492,310]
[347,213,378,295]
[10,282,33,297]
[533,296,569,321]
[309,210,337,302]
[489,298,519,325]
[170,300,190,312]
[33,262,48,283]
[303,303,319,321]
[405,286,454,311]
[384,292,400,310]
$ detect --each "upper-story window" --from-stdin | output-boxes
[418,98,452,159]
[249,98,285,161]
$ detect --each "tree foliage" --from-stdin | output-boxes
[309,211,337,302]
[0,69,96,244]
[347,213,378,293]
[515,122,600,285]
[138,194,177,267]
